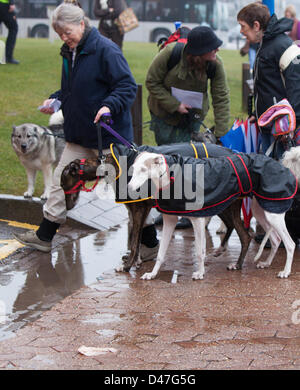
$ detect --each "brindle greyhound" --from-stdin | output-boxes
[61,142,252,273]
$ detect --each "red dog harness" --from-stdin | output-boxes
[64,159,99,194]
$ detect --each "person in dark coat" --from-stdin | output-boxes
[12,3,152,255]
[0,0,19,64]
[237,2,300,155]
[238,2,300,245]
[94,0,127,50]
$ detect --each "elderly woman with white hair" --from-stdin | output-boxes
[13,3,151,254]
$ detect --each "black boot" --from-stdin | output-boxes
[36,218,60,242]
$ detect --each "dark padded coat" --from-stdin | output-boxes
[156,153,297,216]
[254,14,300,127]
[51,27,137,149]
[110,143,297,215]
[111,142,235,203]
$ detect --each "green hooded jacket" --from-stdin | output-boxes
[146,43,230,138]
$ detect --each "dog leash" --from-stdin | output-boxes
[96,113,137,158]
[66,115,138,195]
[41,126,65,139]
[96,113,138,178]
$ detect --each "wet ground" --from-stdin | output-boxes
[0,203,300,370]
[0,219,126,341]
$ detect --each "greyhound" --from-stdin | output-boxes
[61,142,251,273]
[128,149,299,280]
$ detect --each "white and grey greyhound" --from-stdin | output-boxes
[128,147,300,281]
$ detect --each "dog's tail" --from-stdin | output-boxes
[282,146,300,182]
[49,110,64,127]
[254,229,272,262]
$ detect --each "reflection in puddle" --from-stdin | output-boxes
[82,313,122,325]
[0,224,128,341]
[96,329,117,338]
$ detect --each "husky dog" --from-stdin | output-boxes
[11,110,65,200]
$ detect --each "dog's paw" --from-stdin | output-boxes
[213,246,226,257]
[141,272,156,280]
[115,264,125,272]
[24,191,33,198]
[135,256,142,269]
[121,253,129,262]
[227,263,241,271]
[192,271,204,280]
[277,270,290,278]
[256,261,270,269]
[40,192,49,200]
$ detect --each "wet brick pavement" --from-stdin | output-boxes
[2,32,300,376]
[0,202,300,370]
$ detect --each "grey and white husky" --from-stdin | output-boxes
[11,110,65,200]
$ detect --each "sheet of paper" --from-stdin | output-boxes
[171,87,203,109]
[38,98,61,112]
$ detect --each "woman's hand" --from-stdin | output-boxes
[39,99,55,114]
[177,103,192,114]
[94,106,111,123]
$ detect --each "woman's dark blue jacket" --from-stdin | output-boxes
[51,27,137,149]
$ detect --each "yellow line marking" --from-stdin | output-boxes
[0,219,38,261]
[0,218,38,230]
[0,240,24,261]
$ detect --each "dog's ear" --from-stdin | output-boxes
[153,156,160,165]
[62,161,80,179]
[153,155,165,167]
[12,125,16,134]
[68,161,80,176]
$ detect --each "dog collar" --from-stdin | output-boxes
[64,159,99,194]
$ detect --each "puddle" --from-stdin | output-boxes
[0,224,128,341]
[82,313,122,325]
[96,329,117,338]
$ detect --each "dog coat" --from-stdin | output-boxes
[153,152,297,217]
[110,142,235,204]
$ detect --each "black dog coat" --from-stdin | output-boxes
[155,152,297,216]
[109,143,297,215]
[110,142,235,204]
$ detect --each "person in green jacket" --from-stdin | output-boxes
[146,26,230,146]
